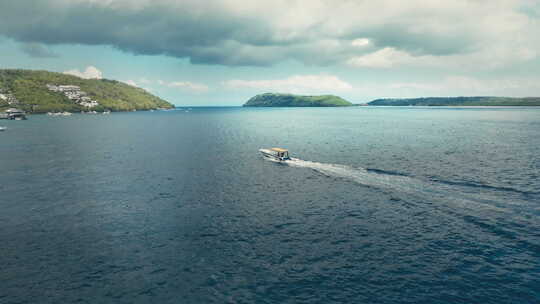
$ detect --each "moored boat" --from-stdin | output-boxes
[5,108,26,120]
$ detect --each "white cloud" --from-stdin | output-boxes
[348,47,413,68]
[353,75,540,99]
[440,76,540,93]
[347,41,538,70]
[123,78,209,92]
[63,66,103,79]
[124,80,138,87]
[223,74,352,94]
[351,38,370,47]
[166,81,209,92]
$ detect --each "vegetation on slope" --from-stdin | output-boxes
[243,93,353,107]
[0,69,173,113]
[368,97,540,106]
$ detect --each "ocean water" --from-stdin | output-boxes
[1,107,539,304]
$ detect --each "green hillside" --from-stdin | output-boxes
[368,97,540,106]
[0,69,173,113]
[243,93,352,107]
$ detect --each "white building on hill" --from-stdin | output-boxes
[46,84,99,108]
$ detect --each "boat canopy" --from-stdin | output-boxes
[259,147,290,161]
[5,108,24,113]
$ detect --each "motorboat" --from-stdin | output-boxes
[259,147,290,161]
[0,126,6,131]
[5,108,26,120]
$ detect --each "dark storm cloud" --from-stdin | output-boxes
[0,0,280,65]
[0,0,534,67]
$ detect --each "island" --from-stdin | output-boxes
[0,69,174,113]
[368,97,540,106]
[243,93,353,107]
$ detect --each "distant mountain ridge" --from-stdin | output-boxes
[368,97,540,106]
[243,93,353,107]
[0,69,173,113]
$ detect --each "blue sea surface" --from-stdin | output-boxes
[1,107,539,303]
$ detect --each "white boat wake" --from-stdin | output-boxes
[280,157,525,214]
[266,157,540,246]
[284,158,427,194]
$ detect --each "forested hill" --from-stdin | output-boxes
[0,69,173,113]
[243,93,352,107]
[368,97,540,106]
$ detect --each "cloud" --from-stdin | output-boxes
[124,79,138,87]
[439,76,540,93]
[0,0,538,68]
[64,66,103,79]
[353,75,540,99]
[348,47,412,68]
[123,78,209,91]
[20,42,58,58]
[351,38,370,47]
[166,81,209,92]
[123,78,153,87]
[223,74,352,94]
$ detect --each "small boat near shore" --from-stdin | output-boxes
[47,112,72,116]
[259,147,291,161]
[0,126,6,131]
[3,108,26,120]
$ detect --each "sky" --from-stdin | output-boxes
[1,0,539,106]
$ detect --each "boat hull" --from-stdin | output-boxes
[259,149,290,161]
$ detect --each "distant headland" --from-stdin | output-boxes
[367,97,540,106]
[0,69,174,113]
[243,93,353,107]
[243,94,540,108]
